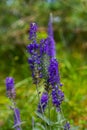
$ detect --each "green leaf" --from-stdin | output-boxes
[36,123,45,130]
[35,112,53,125]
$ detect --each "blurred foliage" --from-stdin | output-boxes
[1,0,87,45]
[0,0,87,130]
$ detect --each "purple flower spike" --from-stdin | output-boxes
[37,92,48,113]
[5,77,16,99]
[64,122,70,130]
[14,108,21,130]
[29,23,38,40]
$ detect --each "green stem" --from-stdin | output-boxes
[48,95,51,130]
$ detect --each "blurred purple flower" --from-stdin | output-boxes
[5,77,16,99]
[64,122,70,130]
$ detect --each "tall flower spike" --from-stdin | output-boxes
[37,92,48,113]
[13,108,22,130]
[29,23,38,40]
[5,77,16,99]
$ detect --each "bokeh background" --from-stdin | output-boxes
[0,0,87,130]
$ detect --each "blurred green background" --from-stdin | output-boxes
[0,0,87,130]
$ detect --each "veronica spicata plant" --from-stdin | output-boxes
[5,77,23,130]
[27,14,70,130]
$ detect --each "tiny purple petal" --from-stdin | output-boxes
[60,83,63,87]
